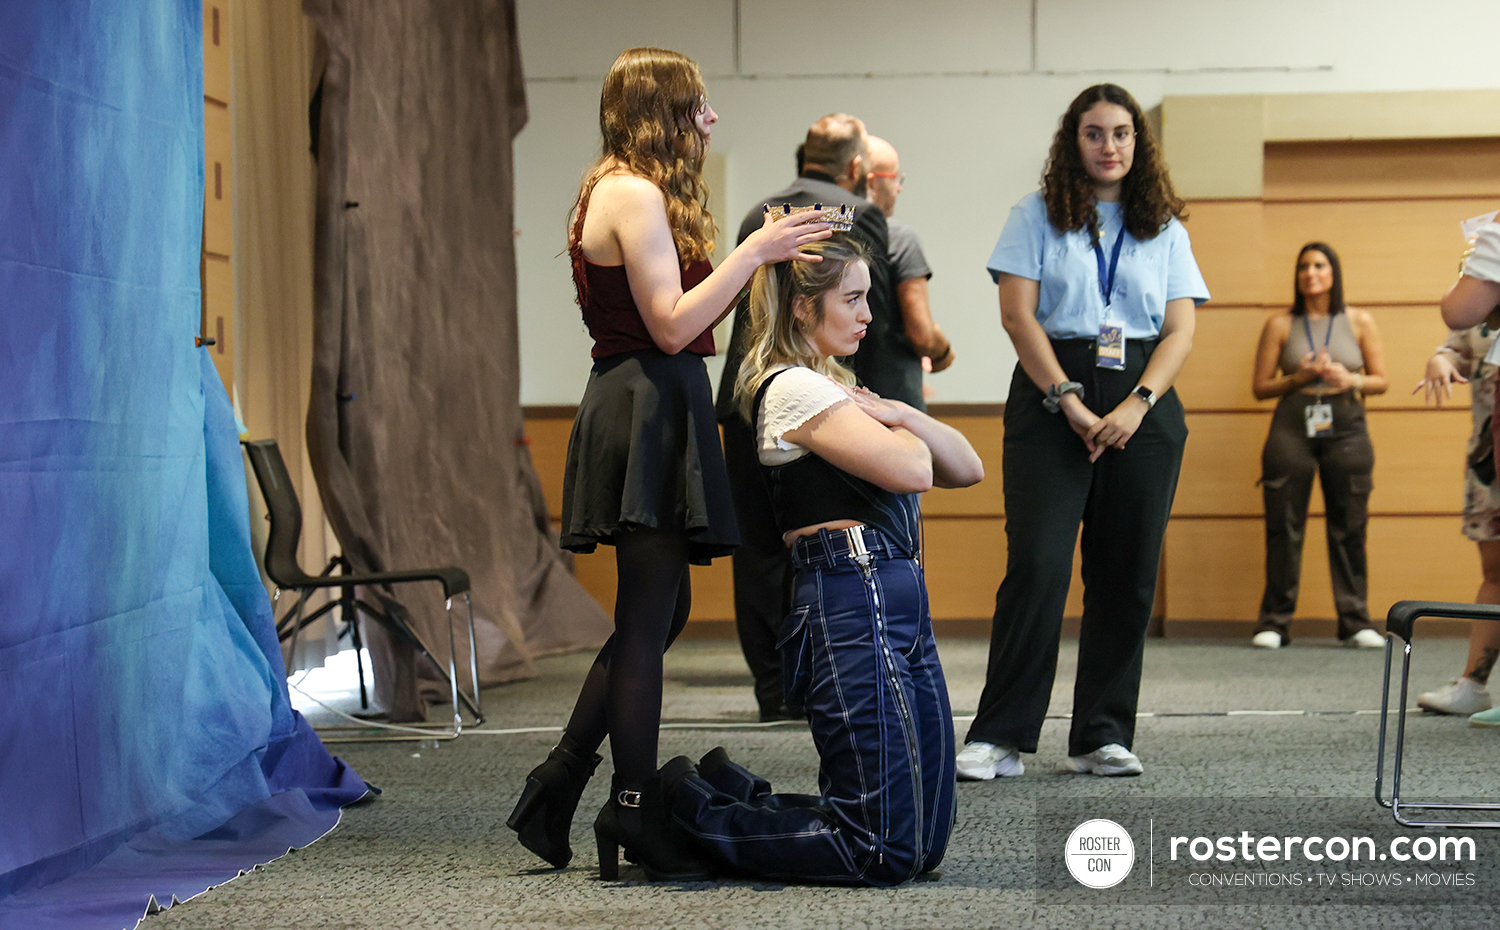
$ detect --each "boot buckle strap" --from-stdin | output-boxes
[616,789,643,808]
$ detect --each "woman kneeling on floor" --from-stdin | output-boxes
[653,230,984,886]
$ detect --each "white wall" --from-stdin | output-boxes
[513,0,1500,405]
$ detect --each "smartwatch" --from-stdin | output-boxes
[1131,384,1157,409]
[1044,381,1085,413]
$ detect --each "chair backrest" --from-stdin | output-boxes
[242,439,314,588]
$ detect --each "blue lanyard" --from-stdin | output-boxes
[1093,225,1126,309]
[1301,314,1333,354]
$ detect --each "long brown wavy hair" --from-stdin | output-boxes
[570,47,716,264]
[735,236,869,424]
[1042,83,1185,243]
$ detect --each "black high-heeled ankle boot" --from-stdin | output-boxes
[594,766,714,881]
[506,739,602,868]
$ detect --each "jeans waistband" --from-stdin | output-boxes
[791,524,907,571]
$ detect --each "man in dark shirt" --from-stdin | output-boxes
[865,135,954,380]
[714,113,912,720]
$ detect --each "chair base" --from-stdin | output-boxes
[1376,600,1500,828]
[279,586,484,741]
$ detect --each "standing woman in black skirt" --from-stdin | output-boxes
[506,47,830,879]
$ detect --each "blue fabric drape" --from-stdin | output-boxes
[0,3,369,926]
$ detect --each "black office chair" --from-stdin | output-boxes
[242,439,483,738]
[1376,599,1500,827]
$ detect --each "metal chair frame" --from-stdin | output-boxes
[1376,599,1500,828]
[243,439,483,741]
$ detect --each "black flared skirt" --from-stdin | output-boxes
[559,349,739,564]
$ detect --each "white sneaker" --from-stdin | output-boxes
[1348,629,1386,649]
[1251,630,1282,649]
[955,741,1024,780]
[1064,743,1143,777]
[1418,678,1492,715]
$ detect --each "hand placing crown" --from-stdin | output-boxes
[763,201,856,233]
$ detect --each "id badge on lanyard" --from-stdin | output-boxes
[1305,401,1334,438]
[1094,226,1127,370]
[1302,315,1334,438]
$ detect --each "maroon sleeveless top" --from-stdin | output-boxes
[570,182,717,360]
[576,259,716,359]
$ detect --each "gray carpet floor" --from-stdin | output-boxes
[145,636,1500,929]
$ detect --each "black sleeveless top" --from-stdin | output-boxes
[753,370,922,558]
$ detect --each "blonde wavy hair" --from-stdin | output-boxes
[735,235,869,424]
[571,47,716,263]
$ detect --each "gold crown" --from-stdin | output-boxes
[762,201,856,233]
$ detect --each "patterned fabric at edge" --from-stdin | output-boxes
[0,4,369,926]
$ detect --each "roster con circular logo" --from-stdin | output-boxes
[1065,819,1134,889]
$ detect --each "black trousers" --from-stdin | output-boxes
[967,339,1186,757]
[721,415,794,714]
[1255,391,1374,642]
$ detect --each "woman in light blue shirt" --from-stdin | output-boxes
[957,84,1209,781]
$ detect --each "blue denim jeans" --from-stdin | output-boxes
[670,526,955,886]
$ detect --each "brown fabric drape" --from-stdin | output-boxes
[302,0,611,720]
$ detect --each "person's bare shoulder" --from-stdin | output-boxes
[591,172,665,213]
[1262,310,1292,339]
[1348,306,1376,329]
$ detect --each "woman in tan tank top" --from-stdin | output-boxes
[1249,242,1389,648]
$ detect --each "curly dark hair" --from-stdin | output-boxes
[1042,83,1185,243]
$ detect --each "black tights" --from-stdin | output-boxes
[562,529,692,786]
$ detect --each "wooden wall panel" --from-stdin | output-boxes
[203,1,231,106]
[1362,306,1464,409]
[922,518,1085,621]
[1165,517,1308,622]
[1260,91,1500,145]
[1264,139,1500,202]
[203,255,234,391]
[1174,410,1469,517]
[203,102,233,258]
[200,2,232,398]
[1367,517,1480,611]
[528,399,1475,625]
[1365,409,1469,513]
[531,412,1011,520]
[1176,307,1269,410]
[924,415,1004,516]
[1173,412,1270,517]
[922,518,1007,620]
[1177,200,1267,306]
[1158,100,1498,634]
[1166,514,1477,625]
[1181,307,1458,413]
[1261,199,1489,306]
[526,417,573,520]
[567,518,1088,625]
